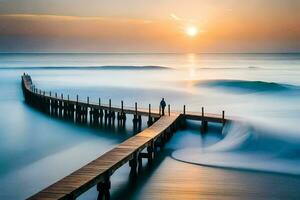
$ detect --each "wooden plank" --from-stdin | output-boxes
[27,114,180,200]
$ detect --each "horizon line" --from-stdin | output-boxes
[1,52,300,55]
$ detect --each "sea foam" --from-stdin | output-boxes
[172,120,300,175]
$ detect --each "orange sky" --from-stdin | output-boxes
[0,0,299,52]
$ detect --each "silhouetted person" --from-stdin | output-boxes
[160,98,166,116]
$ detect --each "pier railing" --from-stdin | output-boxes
[22,74,226,129]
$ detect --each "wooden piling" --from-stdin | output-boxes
[129,152,138,177]
[133,102,138,133]
[108,99,112,126]
[147,104,153,127]
[118,100,124,127]
[97,176,111,200]
[201,107,208,133]
[121,100,124,113]
[222,110,225,126]
[147,141,154,165]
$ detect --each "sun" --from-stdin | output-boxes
[185,25,198,37]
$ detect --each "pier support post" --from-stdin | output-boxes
[86,97,89,124]
[138,115,142,131]
[155,134,165,151]
[50,99,53,115]
[117,101,123,127]
[120,100,126,128]
[104,110,108,126]
[70,103,75,122]
[180,105,187,129]
[117,112,121,126]
[90,107,94,125]
[94,108,100,125]
[59,94,63,118]
[97,176,111,200]
[108,99,112,127]
[160,135,165,150]
[201,107,208,133]
[99,109,103,126]
[111,111,115,127]
[129,152,138,177]
[138,153,143,171]
[76,95,79,122]
[147,104,153,127]
[84,106,88,123]
[222,110,225,127]
[99,98,103,126]
[133,102,138,133]
[147,141,154,165]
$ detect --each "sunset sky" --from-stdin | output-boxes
[0,0,299,53]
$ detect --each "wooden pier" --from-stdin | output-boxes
[22,74,227,200]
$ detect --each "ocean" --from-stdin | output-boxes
[0,53,300,199]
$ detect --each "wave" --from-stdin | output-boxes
[172,120,300,175]
[198,66,260,70]
[0,65,171,70]
[198,79,299,93]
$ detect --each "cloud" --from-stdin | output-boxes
[0,14,184,52]
[0,14,151,23]
[0,14,156,38]
[0,13,299,53]
[170,13,181,21]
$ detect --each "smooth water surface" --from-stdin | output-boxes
[0,53,300,199]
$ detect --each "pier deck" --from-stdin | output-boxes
[22,74,227,200]
[28,115,179,200]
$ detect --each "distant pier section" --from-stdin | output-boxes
[22,74,227,200]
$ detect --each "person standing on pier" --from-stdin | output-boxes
[160,98,166,116]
